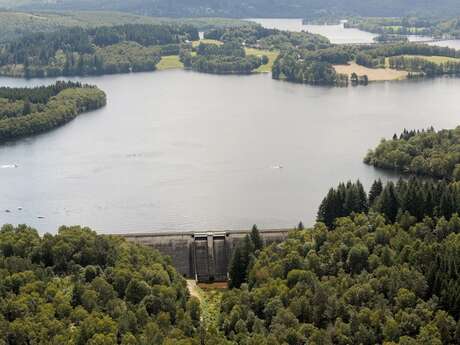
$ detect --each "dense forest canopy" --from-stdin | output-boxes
[183,41,267,74]
[0,81,106,142]
[0,225,208,344]
[220,212,460,344]
[4,0,460,18]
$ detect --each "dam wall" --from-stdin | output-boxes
[120,229,290,282]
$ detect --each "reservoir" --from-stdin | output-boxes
[1,72,460,233]
[248,18,456,46]
[248,18,377,44]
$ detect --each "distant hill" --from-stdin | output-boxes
[3,0,460,18]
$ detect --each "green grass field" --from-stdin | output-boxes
[245,47,279,73]
[192,39,223,47]
[156,55,184,70]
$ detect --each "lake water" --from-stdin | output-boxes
[429,40,460,50]
[1,71,460,234]
[248,18,377,44]
[248,18,458,46]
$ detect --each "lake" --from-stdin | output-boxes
[429,40,460,50]
[248,18,459,46]
[1,72,460,234]
[248,18,377,44]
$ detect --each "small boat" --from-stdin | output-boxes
[37,215,45,219]
[17,207,23,211]
[1,164,18,169]
[272,165,284,169]
[5,209,10,213]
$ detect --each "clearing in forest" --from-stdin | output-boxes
[334,62,408,81]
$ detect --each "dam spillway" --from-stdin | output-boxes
[119,229,290,282]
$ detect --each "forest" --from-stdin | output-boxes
[181,42,267,75]
[0,225,210,344]
[0,82,106,142]
[204,25,460,86]
[7,175,460,345]
[222,212,460,344]
[5,0,460,18]
[204,25,353,85]
[3,20,460,83]
[317,178,460,227]
[0,11,251,43]
[365,127,460,179]
[0,24,198,78]
[218,178,460,344]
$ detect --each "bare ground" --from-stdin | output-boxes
[334,62,408,81]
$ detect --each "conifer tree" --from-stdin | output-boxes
[369,179,383,207]
[250,225,263,252]
[229,245,246,288]
[317,188,339,228]
[376,182,399,222]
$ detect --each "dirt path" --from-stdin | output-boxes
[186,280,203,302]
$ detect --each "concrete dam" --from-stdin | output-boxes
[120,229,290,282]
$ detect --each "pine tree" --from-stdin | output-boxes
[344,184,360,215]
[229,234,258,288]
[439,189,455,219]
[250,225,263,252]
[22,98,32,116]
[317,188,340,228]
[369,179,383,207]
[228,246,246,288]
[356,180,369,213]
[377,182,399,222]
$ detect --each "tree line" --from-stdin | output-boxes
[0,82,106,142]
[318,178,460,228]
[388,56,460,77]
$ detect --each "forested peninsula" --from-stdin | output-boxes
[365,127,460,179]
[0,82,106,142]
